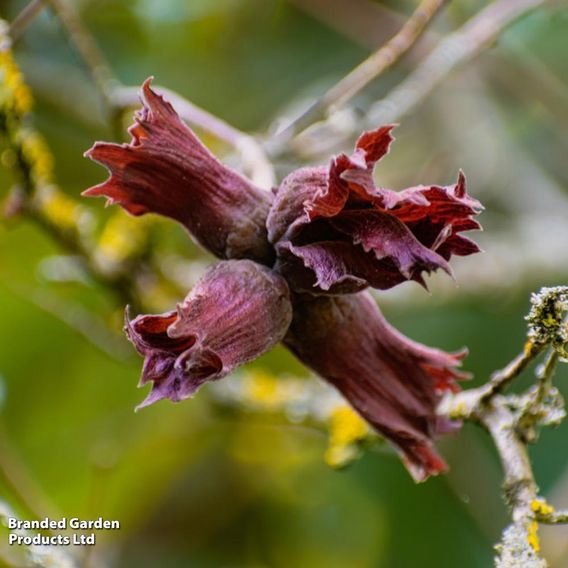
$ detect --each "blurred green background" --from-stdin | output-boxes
[1,1,568,567]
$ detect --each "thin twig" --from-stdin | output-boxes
[486,341,546,398]
[438,342,545,420]
[287,0,431,51]
[7,0,48,42]
[285,0,549,160]
[276,0,447,141]
[538,510,568,525]
[46,0,117,111]
[533,349,560,407]
[25,2,276,186]
[367,0,549,125]
[440,288,568,565]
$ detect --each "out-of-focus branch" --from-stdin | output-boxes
[25,0,275,186]
[0,22,146,310]
[287,0,424,50]
[7,0,47,42]
[47,0,117,110]
[439,287,568,567]
[288,0,549,160]
[276,0,447,142]
[367,0,548,125]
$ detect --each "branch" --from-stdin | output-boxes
[287,0,549,160]
[7,0,47,43]
[40,1,276,186]
[276,0,447,142]
[38,0,277,186]
[439,287,568,566]
[538,510,568,525]
[367,0,549,125]
[0,22,146,311]
[47,0,117,108]
[287,0,431,51]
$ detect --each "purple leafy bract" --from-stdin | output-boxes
[125,260,292,409]
[267,125,482,294]
[285,292,468,481]
[84,78,273,264]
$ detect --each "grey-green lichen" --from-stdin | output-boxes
[495,523,547,568]
[526,286,568,357]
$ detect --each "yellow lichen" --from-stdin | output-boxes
[449,400,468,419]
[0,37,34,116]
[1,22,55,194]
[531,499,555,516]
[526,520,540,553]
[324,405,369,468]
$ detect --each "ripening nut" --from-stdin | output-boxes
[84,78,483,481]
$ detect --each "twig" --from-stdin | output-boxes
[284,0,549,160]
[276,0,447,141]
[15,1,276,186]
[533,349,560,407]
[113,85,276,188]
[287,0,430,50]
[438,342,545,420]
[481,397,537,519]
[538,510,568,525]
[486,341,546,398]
[46,0,117,107]
[440,288,568,566]
[367,0,549,126]
[7,0,48,42]
[42,1,275,185]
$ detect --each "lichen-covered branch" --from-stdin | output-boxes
[10,0,275,186]
[440,287,568,566]
[0,21,147,309]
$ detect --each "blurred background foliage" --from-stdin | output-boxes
[0,0,567,566]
